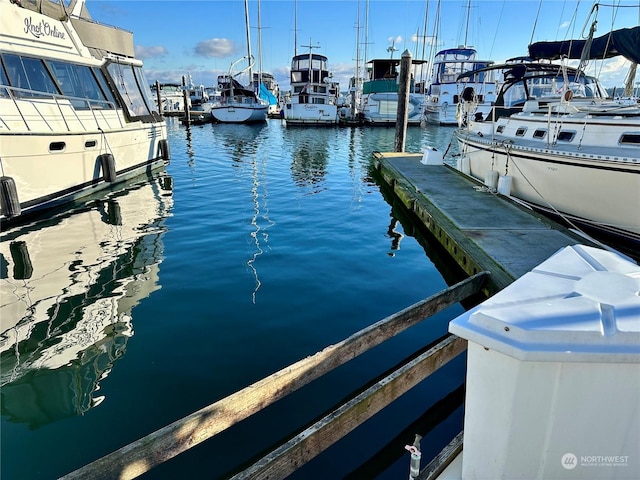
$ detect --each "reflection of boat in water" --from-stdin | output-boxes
[0,0,170,224]
[284,128,330,190]
[0,174,173,428]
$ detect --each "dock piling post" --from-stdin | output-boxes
[182,75,190,124]
[394,49,412,152]
[155,80,162,116]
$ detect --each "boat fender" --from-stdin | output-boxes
[421,146,444,165]
[159,139,171,162]
[0,176,21,217]
[497,175,512,196]
[458,156,471,175]
[99,153,117,183]
[10,241,33,280]
[484,170,499,191]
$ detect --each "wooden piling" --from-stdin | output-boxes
[394,49,412,152]
[181,75,190,124]
[155,80,162,116]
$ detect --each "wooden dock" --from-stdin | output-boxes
[372,152,597,295]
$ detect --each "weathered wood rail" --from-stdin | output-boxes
[59,271,488,480]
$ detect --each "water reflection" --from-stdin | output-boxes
[216,123,266,164]
[0,175,173,428]
[387,217,404,256]
[214,123,273,302]
[284,127,332,193]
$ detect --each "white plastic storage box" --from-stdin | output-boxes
[449,244,640,480]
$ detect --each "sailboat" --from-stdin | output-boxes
[210,0,267,124]
[454,24,640,248]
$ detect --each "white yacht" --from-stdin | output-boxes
[424,47,496,126]
[283,45,339,126]
[0,0,170,223]
[151,82,185,115]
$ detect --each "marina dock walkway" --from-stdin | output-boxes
[372,152,597,294]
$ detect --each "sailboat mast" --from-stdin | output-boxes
[257,0,262,91]
[245,0,252,83]
[464,0,470,47]
[419,0,430,86]
[355,0,361,87]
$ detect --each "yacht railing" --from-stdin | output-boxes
[0,85,124,132]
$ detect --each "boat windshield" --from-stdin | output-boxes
[106,62,157,119]
[501,72,605,108]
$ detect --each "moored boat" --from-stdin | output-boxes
[424,46,496,126]
[253,71,281,117]
[210,0,267,124]
[453,26,640,248]
[151,82,185,115]
[0,0,169,224]
[283,44,340,126]
[359,57,428,126]
[210,69,268,124]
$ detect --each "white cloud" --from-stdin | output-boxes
[194,38,237,58]
[135,45,168,59]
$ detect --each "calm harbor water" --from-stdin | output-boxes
[1,118,469,479]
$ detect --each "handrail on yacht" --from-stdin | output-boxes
[1,85,123,132]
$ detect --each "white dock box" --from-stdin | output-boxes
[449,245,640,480]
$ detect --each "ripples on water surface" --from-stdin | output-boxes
[1,119,467,479]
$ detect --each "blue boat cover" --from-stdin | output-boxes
[259,83,277,105]
[528,27,640,64]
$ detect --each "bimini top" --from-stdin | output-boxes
[449,245,640,364]
[434,47,477,60]
[291,53,328,63]
[529,26,640,64]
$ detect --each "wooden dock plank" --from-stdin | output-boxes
[372,152,593,292]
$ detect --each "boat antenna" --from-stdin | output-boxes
[387,38,398,59]
[293,0,298,57]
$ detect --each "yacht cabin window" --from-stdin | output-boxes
[533,129,547,139]
[0,54,117,110]
[107,62,153,118]
[620,134,640,145]
[557,131,575,142]
[47,60,116,108]
[0,62,9,97]
[2,54,60,96]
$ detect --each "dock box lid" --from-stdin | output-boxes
[449,245,640,363]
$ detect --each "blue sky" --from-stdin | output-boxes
[87,0,639,91]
